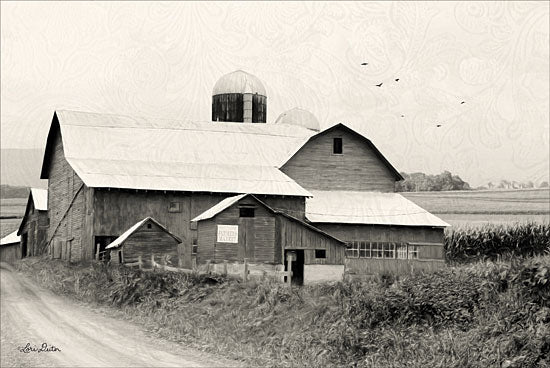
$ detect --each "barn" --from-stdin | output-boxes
[37,69,449,279]
[0,231,21,264]
[191,194,346,284]
[17,188,48,258]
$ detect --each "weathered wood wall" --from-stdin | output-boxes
[0,243,20,264]
[19,201,48,257]
[281,126,397,192]
[345,258,446,277]
[119,221,180,268]
[317,223,445,258]
[277,216,345,265]
[196,197,276,264]
[46,125,87,262]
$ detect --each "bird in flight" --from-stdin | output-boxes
[395,78,399,82]
[361,62,368,66]
[375,82,383,87]
[436,124,442,127]
[460,101,465,104]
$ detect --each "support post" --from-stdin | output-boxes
[286,253,293,287]
[223,260,228,275]
[243,258,249,282]
[206,260,211,274]
[151,254,155,268]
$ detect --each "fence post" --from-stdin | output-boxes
[206,260,211,274]
[243,258,249,282]
[95,245,100,261]
[223,260,228,275]
[162,255,167,271]
[138,255,142,269]
[151,254,156,269]
[286,253,293,287]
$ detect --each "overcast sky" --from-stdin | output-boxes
[1,1,549,187]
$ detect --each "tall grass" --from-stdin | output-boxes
[16,255,550,367]
[445,222,550,263]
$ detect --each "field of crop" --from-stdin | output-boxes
[403,188,550,227]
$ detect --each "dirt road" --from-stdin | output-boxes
[0,264,239,367]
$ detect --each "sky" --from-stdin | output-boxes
[1,1,549,187]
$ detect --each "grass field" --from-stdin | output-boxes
[402,188,550,227]
[0,198,26,237]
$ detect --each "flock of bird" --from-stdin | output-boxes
[361,62,465,128]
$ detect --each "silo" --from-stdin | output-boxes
[212,70,267,123]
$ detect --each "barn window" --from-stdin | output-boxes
[359,241,370,258]
[408,245,419,259]
[333,137,343,154]
[192,242,198,255]
[315,249,326,258]
[147,223,152,229]
[239,207,255,217]
[169,202,182,213]
[383,243,396,258]
[345,242,359,258]
[371,242,384,258]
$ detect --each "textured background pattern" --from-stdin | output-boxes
[1,1,548,186]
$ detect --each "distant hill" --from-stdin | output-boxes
[0,148,47,189]
[0,185,30,199]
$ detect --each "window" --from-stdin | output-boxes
[192,242,198,255]
[315,249,326,258]
[346,242,359,258]
[239,207,255,217]
[147,223,152,229]
[408,245,419,259]
[169,202,182,213]
[371,242,384,258]
[383,243,396,259]
[333,137,343,154]
[359,241,370,258]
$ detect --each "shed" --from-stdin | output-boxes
[106,217,182,267]
[0,231,21,264]
[191,194,346,284]
[17,188,48,257]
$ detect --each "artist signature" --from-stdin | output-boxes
[18,343,61,353]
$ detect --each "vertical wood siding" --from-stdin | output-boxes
[281,127,397,192]
[0,244,21,264]
[46,128,86,262]
[120,221,180,267]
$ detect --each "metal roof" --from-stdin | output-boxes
[273,108,320,132]
[306,190,450,227]
[106,217,181,250]
[0,231,20,246]
[30,188,48,211]
[191,194,247,222]
[44,110,315,197]
[213,70,267,96]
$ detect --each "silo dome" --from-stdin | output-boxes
[274,108,320,131]
[212,70,267,123]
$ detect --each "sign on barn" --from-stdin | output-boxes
[217,225,238,243]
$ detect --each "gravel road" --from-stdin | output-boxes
[0,263,239,367]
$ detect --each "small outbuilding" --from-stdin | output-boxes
[105,217,182,267]
[191,194,347,285]
[0,231,21,264]
[17,188,48,257]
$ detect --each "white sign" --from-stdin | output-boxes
[217,225,238,243]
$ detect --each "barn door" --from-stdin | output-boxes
[237,219,255,261]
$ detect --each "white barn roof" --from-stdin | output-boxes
[30,188,48,211]
[43,110,315,197]
[306,191,450,227]
[191,194,247,222]
[106,217,181,250]
[1,231,20,246]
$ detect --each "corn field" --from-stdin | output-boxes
[444,222,550,263]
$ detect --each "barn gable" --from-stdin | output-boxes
[281,123,403,192]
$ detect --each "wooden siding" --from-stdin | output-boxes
[260,196,305,220]
[0,243,21,264]
[277,216,344,265]
[19,201,48,257]
[120,221,180,267]
[196,198,276,264]
[281,126,397,192]
[345,258,445,277]
[46,127,87,262]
